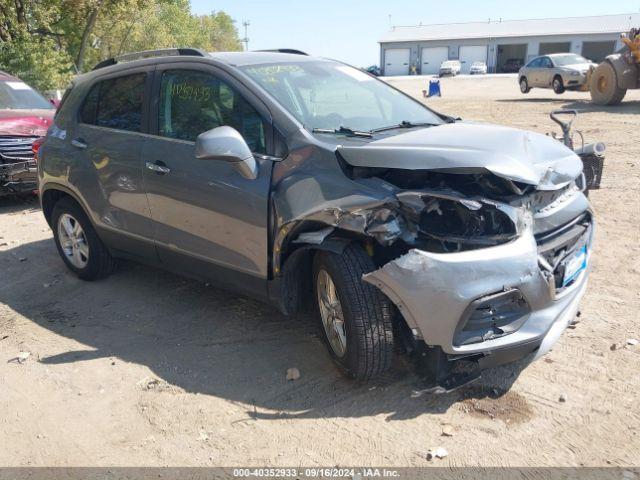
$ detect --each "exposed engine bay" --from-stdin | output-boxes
[282,110,604,260]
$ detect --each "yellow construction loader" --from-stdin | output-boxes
[589,27,639,105]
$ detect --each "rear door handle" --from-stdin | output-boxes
[71,138,87,149]
[145,161,171,175]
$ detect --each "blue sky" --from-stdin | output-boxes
[191,1,640,66]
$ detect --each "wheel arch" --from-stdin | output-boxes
[274,226,364,316]
[41,184,92,229]
[274,225,411,341]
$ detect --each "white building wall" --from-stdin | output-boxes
[380,32,624,75]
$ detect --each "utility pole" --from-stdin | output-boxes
[242,21,250,51]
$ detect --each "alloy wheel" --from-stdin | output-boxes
[317,269,347,358]
[553,78,563,93]
[57,213,89,269]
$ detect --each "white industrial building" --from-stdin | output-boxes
[379,13,640,76]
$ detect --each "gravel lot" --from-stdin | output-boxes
[1,75,638,468]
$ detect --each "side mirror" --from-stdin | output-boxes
[195,126,258,180]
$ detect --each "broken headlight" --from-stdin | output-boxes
[418,197,517,247]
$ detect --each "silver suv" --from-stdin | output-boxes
[39,49,593,388]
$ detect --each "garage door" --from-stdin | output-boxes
[459,45,488,74]
[420,47,448,75]
[384,48,410,76]
[582,41,616,63]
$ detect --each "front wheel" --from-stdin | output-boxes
[552,76,565,94]
[313,244,394,380]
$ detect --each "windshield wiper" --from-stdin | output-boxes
[370,120,440,133]
[311,126,372,138]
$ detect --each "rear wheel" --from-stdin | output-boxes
[552,75,565,94]
[313,244,394,380]
[519,77,530,93]
[52,197,115,280]
[590,61,627,105]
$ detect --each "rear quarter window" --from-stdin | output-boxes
[79,73,146,132]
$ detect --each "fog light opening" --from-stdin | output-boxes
[454,289,531,346]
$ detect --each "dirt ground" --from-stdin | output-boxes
[1,76,639,468]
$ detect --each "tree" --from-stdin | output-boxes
[0,0,243,91]
[0,0,75,90]
[196,11,243,52]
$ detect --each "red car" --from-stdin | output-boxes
[0,70,55,196]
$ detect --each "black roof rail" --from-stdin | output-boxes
[256,49,309,56]
[92,48,208,71]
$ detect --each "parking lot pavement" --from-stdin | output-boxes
[0,77,638,467]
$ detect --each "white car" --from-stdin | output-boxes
[439,60,461,77]
[518,54,597,94]
[470,61,487,75]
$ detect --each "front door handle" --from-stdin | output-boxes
[71,138,87,149]
[145,161,171,175]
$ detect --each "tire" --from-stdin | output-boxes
[519,77,530,94]
[313,244,394,380]
[51,197,115,280]
[590,61,627,105]
[552,76,565,94]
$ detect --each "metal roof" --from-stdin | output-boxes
[379,13,640,43]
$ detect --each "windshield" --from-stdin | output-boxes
[552,54,589,66]
[0,80,53,110]
[441,61,458,67]
[472,62,484,67]
[240,61,443,132]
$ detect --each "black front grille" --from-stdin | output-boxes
[579,153,604,190]
[0,136,37,163]
[535,213,592,292]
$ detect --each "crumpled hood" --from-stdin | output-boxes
[337,123,583,189]
[0,109,54,136]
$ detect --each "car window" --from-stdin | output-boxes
[0,80,54,110]
[80,73,145,132]
[526,58,541,68]
[241,61,443,132]
[552,54,589,66]
[542,57,553,68]
[158,70,266,153]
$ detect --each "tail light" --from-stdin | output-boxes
[32,137,45,162]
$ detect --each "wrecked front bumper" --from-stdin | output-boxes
[0,160,37,195]
[364,214,593,362]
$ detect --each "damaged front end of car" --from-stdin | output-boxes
[271,123,596,392]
